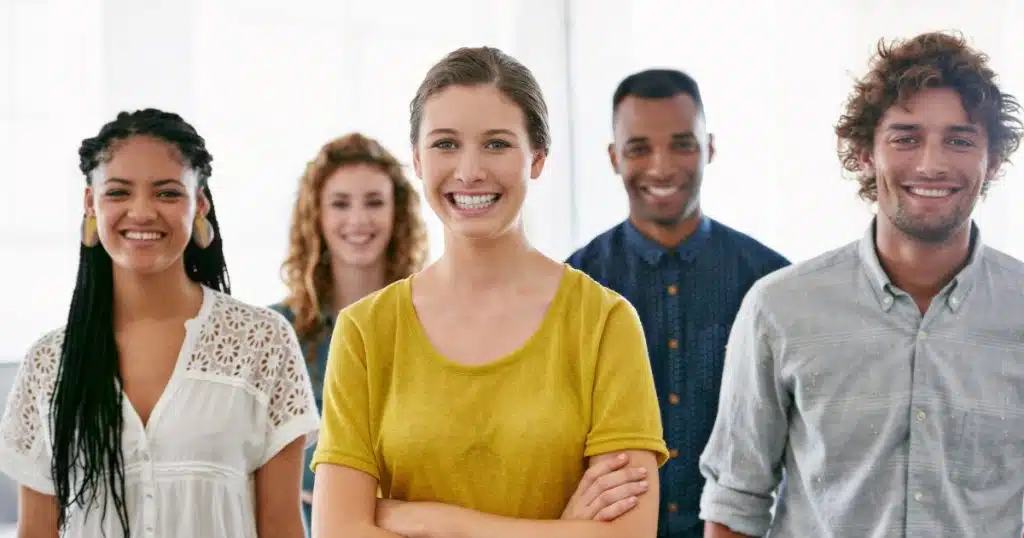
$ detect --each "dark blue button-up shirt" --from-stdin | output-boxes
[566,217,789,537]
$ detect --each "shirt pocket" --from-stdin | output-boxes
[949,410,1024,491]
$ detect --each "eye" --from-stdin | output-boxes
[892,136,917,145]
[431,139,457,150]
[672,139,698,151]
[485,139,511,150]
[366,199,385,208]
[948,138,974,147]
[331,200,350,209]
[624,146,650,158]
[157,190,184,199]
[104,189,129,197]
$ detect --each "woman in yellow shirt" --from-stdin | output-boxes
[311,46,669,538]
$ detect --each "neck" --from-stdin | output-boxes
[330,260,388,311]
[112,262,203,325]
[874,217,973,301]
[436,222,538,293]
[630,208,703,249]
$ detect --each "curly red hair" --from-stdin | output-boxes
[281,133,428,348]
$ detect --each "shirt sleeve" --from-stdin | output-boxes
[257,310,321,467]
[309,311,379,479]
[584,298,670,465]
[0,332,61,495]
[698,281,789,536]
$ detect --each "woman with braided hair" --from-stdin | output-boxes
[0,109,320,537]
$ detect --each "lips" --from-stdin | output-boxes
[342,232,375,246]
[120,230,166,241]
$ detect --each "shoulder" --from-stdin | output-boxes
[190,291,304,386]
[334,278,408,341]
[266,301,296,324]
[14,327,65,394]
[741,240,859,322]
[708,219,790,273]
[565,222,628,270]
[558,267,641,331]
[208,290,296,338]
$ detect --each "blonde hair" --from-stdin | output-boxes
[281,133,428,348]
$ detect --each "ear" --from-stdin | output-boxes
[857,149,875,174]
[529,149,547,180]
[706,133,716,164]
[607,143,619,174]
[412,147,423,180]
[196,187,210,218]
[83,186,95,216]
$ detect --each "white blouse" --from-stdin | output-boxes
[0,286,320,538]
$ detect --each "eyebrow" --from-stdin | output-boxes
[886,123,980,134]
[329,191,384,198]
[105,178,186,187]
[426,128,518,138]
[625,132,696,145]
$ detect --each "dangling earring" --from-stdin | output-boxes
[81,216,99,247]
[192,215,215,249]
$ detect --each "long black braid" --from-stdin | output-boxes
[50,108,231,536]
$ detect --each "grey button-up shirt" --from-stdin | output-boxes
[698,221,1024,537]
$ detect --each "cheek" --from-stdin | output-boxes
[320,208,345,233]
[373,207,396,236]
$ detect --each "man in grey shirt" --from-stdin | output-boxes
[698,31,1024,538]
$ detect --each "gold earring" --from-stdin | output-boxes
[81,216,99,247]
[192,215,215,249]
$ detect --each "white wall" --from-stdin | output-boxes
[566,0,1024,262]
[1,0,1022,362]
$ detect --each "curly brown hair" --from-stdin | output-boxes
[836,31,1024,202]
[281,133,428,348]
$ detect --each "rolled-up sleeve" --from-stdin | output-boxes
[698,282,789,537]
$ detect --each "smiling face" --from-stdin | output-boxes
[412,84,545,241]
[319,162,395,269]
[611,93,714,229]
[85,135,206,275]
[866,87,993,244]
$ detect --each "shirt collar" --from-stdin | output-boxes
[858,217,984,312]
[624,216,713,266]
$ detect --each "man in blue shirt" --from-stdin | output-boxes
[566,68,789,538]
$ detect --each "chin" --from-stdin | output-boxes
[109,252,179,276]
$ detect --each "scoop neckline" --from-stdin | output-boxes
[401,265,573,374]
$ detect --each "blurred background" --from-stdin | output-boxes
[0,0,1021,530]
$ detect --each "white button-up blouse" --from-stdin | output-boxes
[0,286,320,537]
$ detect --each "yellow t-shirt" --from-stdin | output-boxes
[310,266,668,519]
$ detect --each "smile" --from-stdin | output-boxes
[342,233,375,246]
[904,186,959,198]
[120,230,166,241]
[641,185,682,198]
[447,193,501,211]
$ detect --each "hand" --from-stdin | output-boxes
[561,452,650,521]
[376,498,429,538]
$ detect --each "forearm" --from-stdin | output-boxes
[415,502,649,538]
[704,521,754,538]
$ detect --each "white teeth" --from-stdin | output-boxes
[123,231,163,241]
[344,233,373,245]
[452,193,499,210]
[645,185,680,198]
[908,187,954,198]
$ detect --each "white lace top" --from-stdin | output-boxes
[0,286,320,538]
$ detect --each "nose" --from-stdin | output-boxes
[455,148,485,184]
[915,138,951,178]
[647,148,671,180]
[127,194,157,221]
[346,204,372,226]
